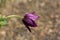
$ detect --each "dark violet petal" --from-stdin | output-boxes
[22,18,37,27]
[24,12,39,21]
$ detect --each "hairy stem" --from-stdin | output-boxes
[5,15,23,19]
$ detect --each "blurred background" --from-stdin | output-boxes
[0,0,60,40]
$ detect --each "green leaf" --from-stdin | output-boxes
[0,15,8,26]
[0,20,7,26]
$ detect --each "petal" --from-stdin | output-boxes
[22,18,37,27]
[24,12,39,21]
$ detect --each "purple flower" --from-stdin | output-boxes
[24,11,39,21]
[22,11,39,32]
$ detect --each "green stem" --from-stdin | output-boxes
[5,15,23,19]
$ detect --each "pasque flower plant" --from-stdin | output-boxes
[0,11,39,32]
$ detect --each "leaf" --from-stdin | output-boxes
[0,15,8,26]
[0,20,7,26]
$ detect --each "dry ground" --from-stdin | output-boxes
[0,0,60,40]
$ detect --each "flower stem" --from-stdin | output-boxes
[5,15,23,19]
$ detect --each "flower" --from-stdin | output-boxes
[24,11,39,21]
[22,11,40,32]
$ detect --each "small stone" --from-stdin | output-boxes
[0,30,6,36]
[40,2,45,7]
[57,37,60,40]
